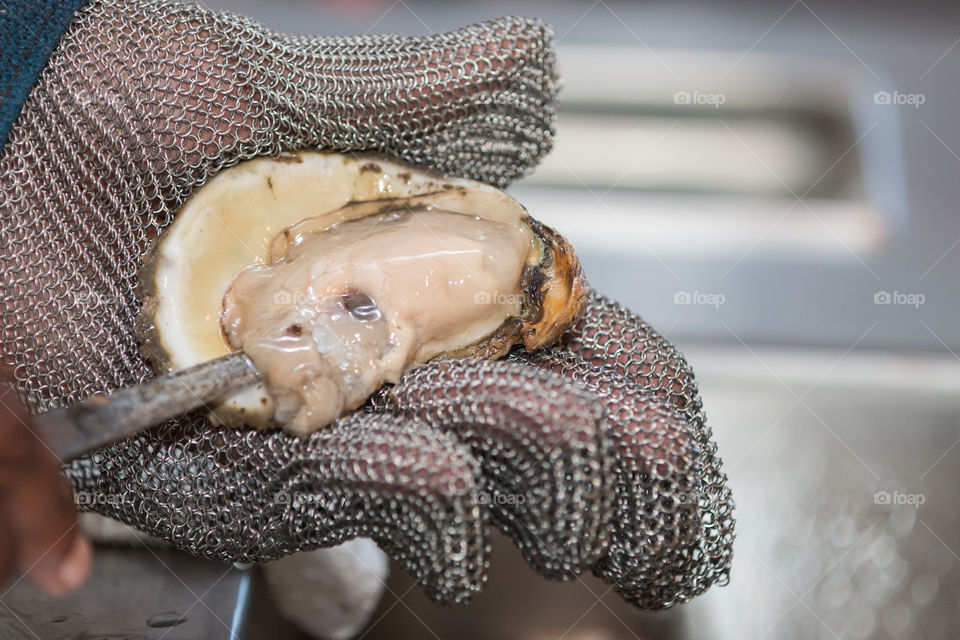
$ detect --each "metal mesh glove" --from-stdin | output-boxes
[0,0,733,609]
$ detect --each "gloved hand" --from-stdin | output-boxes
[0,0,733,609]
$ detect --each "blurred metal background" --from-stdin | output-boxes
[197,0,960,352]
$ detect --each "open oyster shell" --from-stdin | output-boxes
[137,151,587,433]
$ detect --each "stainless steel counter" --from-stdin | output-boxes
[0,548,308,639]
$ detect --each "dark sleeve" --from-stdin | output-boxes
[0,0,91,148]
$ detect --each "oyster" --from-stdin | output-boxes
[138,152,587,434]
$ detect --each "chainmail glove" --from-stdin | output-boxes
[0,0,733,609]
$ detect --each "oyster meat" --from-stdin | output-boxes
[139,152,587,434]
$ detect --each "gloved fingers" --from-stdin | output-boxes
[75,411,489,604]
[286,413,491,604]
[369,360,613,580]
[72,1,557,187]
[512,349,699,487]
[559,290,705,423]
[516,290,737,608]
[512,349,712,608]
[290,16,560,185]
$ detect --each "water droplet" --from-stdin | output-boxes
[146,611,187,628]
[911,572,938,607]
[882,603,913,637]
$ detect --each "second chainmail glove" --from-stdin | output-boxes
[0,0,734,609]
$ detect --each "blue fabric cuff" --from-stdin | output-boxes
[0,0,90,149]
